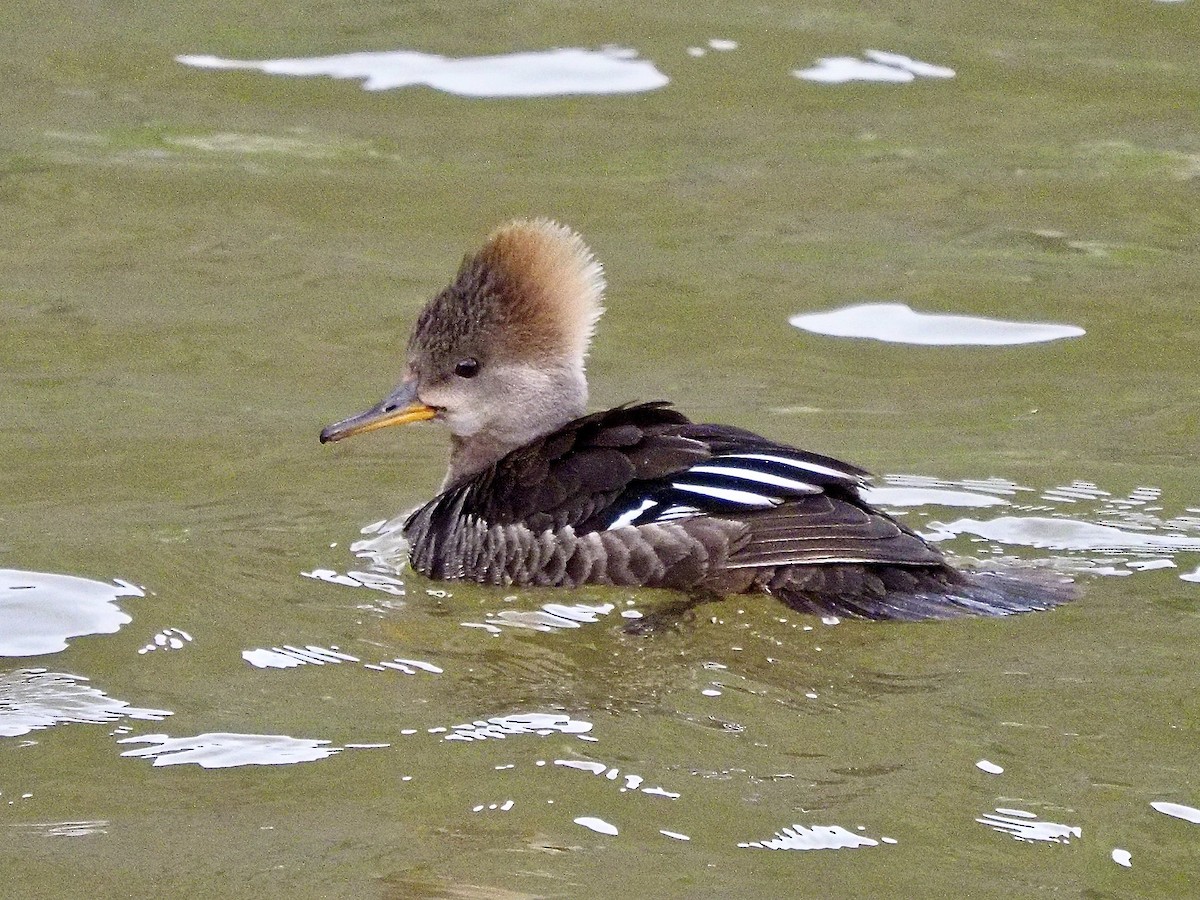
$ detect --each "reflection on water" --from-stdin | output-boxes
[867,476,1200,582]
[242,644,361,668]
[471,799,515,813]
[793,51,954,84]
[685,38,739,58]
[5,820,110,837]
[0,669,171,737]
[364,658,444,674]
[552,756,680,798]
[863,486,1010,508]
[789,303,1085,346]
[464,601,625,633]
[301,567,404,596]
[0,569,142,657]
[445,713,592,742]
[241,643,445,675]
[931,516,1200,553]
[178,47,669,97]
[137,627,193,655]
[117,732,371,768]
[976,807,1081,843]
[738,823,884,850]
[1151,801,1200,824]
[574,815,619,835]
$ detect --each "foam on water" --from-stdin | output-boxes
[1,569,142,657]
[117,732,377,768]
[178,47,668,97]
[0,669,171,737]
[739,823,882,850]
[789,303,1085,346]
[794,50,955,84]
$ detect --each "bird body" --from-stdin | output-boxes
[322,220,1071,621]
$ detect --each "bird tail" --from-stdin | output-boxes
[767,564,1076,622]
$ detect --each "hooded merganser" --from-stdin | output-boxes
[320,219,1071,620]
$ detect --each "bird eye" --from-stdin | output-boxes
[454,358,480,379]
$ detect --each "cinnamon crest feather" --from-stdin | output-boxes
[411,218,605,367]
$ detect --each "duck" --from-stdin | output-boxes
[320,218,1072,621]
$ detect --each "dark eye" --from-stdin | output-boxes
[454,357,480,379]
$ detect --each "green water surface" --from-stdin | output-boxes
[3,1,1199,896]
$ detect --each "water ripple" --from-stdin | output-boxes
[117,732,384,768]
[976,807,1081,843]
[0,669,171,737]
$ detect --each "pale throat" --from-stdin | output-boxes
[441,360,588,490]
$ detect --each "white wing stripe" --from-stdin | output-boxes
[606,498,656,530]
[719,453,857,481]
[687,464,822,495]
[670,482,778,507]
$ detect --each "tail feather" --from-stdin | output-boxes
[766,564,1076,622]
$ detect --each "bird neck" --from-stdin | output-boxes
[440,362,588,490]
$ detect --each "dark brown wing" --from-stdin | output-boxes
[419,402,710,534]
[722,494,945,569]
[417,401,940,568]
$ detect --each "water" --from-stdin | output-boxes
[4,1,1200,896]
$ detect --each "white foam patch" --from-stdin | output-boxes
[976,808,1081,843]
[0,669,171,737]
[137,627,193,655]
[1126,558,1175,572]
[302,568,405,596]
[8,820,110,837]
[465,602,616,632]
[553,757,680,799]
[932,516,1200,552]
[790,303,1085,346]
[1151,801,1200,824]
[796,57,915,83]
[177,47,668,97]
[861,487,1010,509]
[118,732,351,768]
[443,713,592,742]
[574,816,619,835]
[883,474,1029,496]
[1,569,142,657]
[242,644,361,669]
[557,760,608,775]
[794,50,954,84]
[862,50,955,78]
[739,824,880,850]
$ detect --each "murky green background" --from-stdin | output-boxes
[4,1,1200,896]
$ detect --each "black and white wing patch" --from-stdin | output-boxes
[600,449,867,531]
